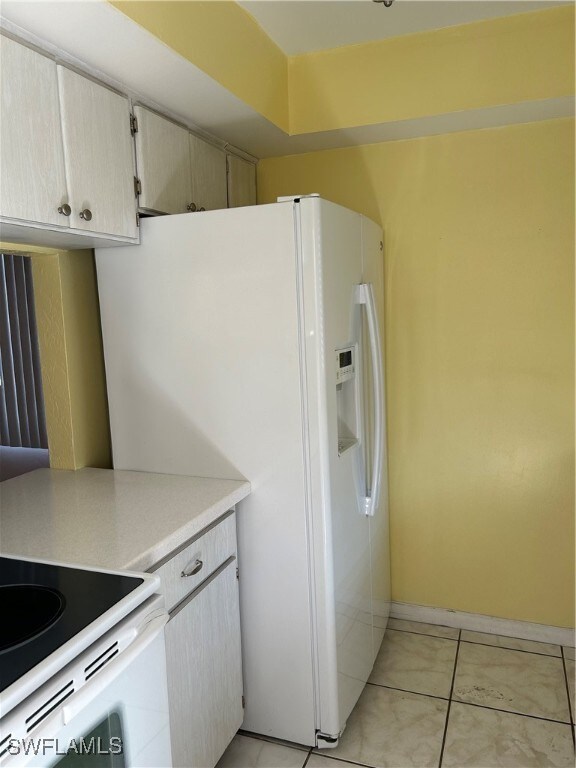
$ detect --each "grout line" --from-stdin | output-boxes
[366,681,449,703]
[561,647,575,725]
[459,638,562,659]
[390,606,575,648]
[387,629,459,642]
[450,698,574,727]
[237,729,310,752]
[438,628,461,767]
[560,647,575,749]
[386,627,458,642]
[309,752,381,768]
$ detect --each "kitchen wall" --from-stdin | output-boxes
[48,250,111,469]
[257,117,575,629]
[7,3,572,628]
[288,6,573,134]
[110,0,289,131]
[0,244,111,470]
[109,3,573,138]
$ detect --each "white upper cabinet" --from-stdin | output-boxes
[0,35,68,227]
[133,110,231,215]
[1,33,257,246]
[133,106,192,215]
[227,154,257,208]
[189,134,228,212]
[57,66,137,238]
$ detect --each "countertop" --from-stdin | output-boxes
[0,468,250,572]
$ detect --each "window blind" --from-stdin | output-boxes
[0,253,48,449]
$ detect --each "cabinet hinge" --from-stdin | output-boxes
[236,566,239,580]
[130,113,138,135]
[134,176,142,197]
[241,695,245,709]
[136,211,140,228]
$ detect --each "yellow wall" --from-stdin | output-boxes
[5,5,571,628]
[29,251,76,469]
[110,0,289,131]
[110,3,573,137]
[56,251,111,469]
[258,118,575,628]
[1,244,112,470]
[289,6,575,134]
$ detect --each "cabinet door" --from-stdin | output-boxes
[0,35,68,226]
[165,560,243,768]
[227,154,257,208]
[189,134,227,212]
[134,106,192,215]
[57,66,137,238]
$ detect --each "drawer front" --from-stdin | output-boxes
[154,512,236,612]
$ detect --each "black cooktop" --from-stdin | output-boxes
[0,557,144,693]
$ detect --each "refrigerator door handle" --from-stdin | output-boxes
[356,283,384,517]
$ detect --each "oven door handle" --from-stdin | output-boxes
[61,612,168,725]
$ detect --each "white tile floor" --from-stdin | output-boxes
[217,619,576,768]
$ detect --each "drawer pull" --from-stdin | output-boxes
[181,559,203,577]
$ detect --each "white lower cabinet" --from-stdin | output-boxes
[165,560,243,768]
[152,511,243,768]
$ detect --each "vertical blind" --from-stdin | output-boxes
[0,253,48,449]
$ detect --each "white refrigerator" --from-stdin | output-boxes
[95,195,390,748]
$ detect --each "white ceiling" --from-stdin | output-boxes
[239,0,569,55]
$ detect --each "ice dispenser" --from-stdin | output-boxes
[336,345,360,455]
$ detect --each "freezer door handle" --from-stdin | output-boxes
[356,283,384,517]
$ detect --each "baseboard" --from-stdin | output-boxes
[390,601,575,648]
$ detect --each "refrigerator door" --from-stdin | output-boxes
[296,198,375,739]
[361,217,391,657]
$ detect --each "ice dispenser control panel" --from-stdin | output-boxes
[336,347,355,383]
[336,346,358,456]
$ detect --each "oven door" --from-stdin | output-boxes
[1,609,171,768]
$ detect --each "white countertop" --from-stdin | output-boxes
[0,468,250,571]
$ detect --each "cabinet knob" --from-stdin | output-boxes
[58,204,72,217]
[181,559,203,577]
[187,203,197,212]
[79,208,93,221]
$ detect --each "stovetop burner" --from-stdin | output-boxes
[0,584,66,653]
[0,557,145,694]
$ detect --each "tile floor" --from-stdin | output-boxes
[217,618,576,768]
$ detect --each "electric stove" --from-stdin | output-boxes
[0,555,160,716]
